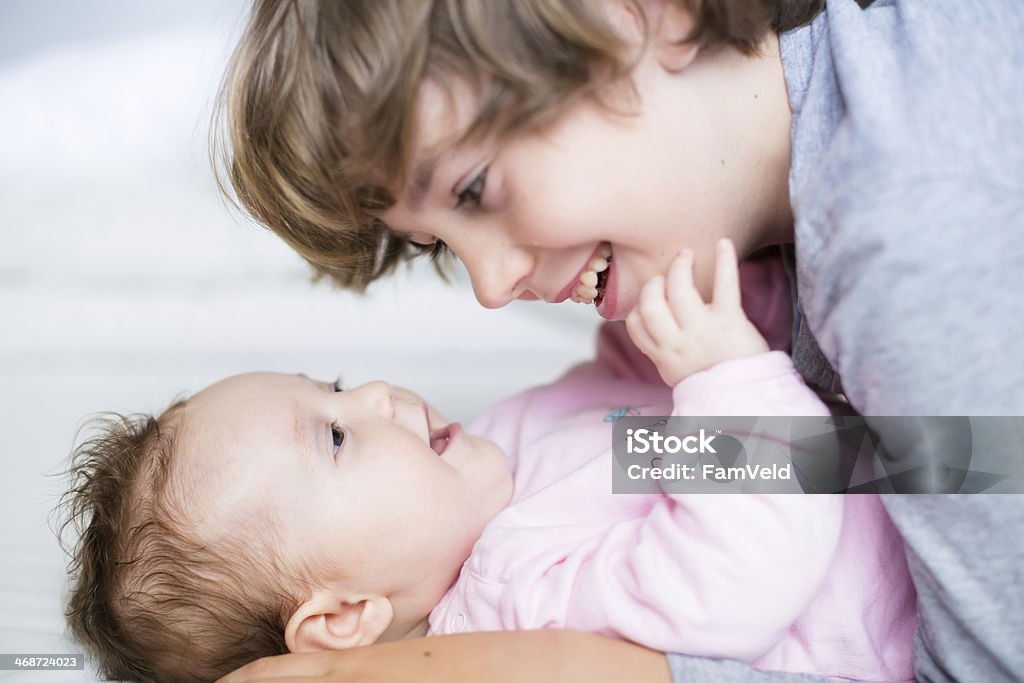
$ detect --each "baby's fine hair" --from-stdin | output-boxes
[213,0,823,291]
[57,404,304,683]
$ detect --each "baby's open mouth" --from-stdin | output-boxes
[572,243,612,306]
[430,425,452,455]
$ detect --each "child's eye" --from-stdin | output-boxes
[410,239,449,259]
[333,378,344,392]
[455,168,488,209]
[331,423,345,457]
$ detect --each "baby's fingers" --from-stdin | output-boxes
[711,238,742,311]
[665,249,706,324]
[626,307,657,356]
[636,275,680,343]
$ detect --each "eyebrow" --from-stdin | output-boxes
[292,402,322,474]
[407,149,444,210]
[292,375,324,470]
[295,372,332,392]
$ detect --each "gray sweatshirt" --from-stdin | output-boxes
[784,0,1024,415]
[669,1,1024,681]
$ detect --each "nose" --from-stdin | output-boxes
[456,242,534,309]
[346,381,395,419]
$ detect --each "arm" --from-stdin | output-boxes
[214,630,830,683]
[217,630,671,683]
[513,244,841,661]
[517,369,840,661]
[801,177,1024,416]
[538,496,840,662]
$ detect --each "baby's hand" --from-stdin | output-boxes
[626,239,770,386]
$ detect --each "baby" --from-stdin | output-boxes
[61,245,916,683]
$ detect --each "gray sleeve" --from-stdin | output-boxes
[797,175,1024,416]
[667,654,829,683]
[787,0,1024,417]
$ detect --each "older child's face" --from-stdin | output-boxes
[179,373,511,613]
[384,32,793,320]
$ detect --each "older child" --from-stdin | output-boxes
[61,247,914,683]
[215,1,1024,680]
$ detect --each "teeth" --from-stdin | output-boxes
[572,244,612,305]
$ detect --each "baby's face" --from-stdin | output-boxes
[179,372,512,612]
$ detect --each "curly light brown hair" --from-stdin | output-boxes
[213,0,824,291]
[57,405,309,683]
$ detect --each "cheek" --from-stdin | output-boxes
[478,443,514,509]
[389,450,468,510]
[501,137,612,248]
[507,173,614,249]
[507,148,682,252]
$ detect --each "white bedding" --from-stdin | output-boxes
[0,10,600,680]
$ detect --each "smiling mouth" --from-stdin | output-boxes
[430,425,453,455]
[571,243,612,306]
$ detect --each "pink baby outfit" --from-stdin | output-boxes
[429,319,916,681]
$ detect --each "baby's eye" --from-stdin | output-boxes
[455,168,488,209]
[333,378,344,392]
[331,423,345,457]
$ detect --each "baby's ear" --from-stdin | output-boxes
[285,591,393,652]
[649,0,700,72]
